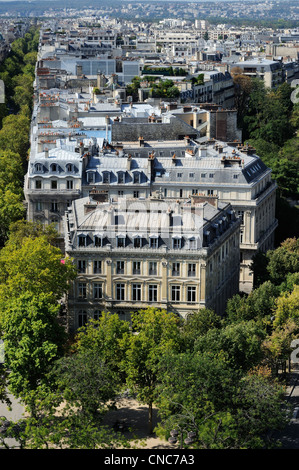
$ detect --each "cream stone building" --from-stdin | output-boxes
[81,137,277,293]
[64,196,241,332]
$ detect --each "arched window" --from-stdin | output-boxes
[34,163,43,173]
[50,163,58,173]
[66,163,74,172]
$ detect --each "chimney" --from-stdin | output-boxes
[127,154,132,170]
[138,136,145,147]
[45,147,49,158]
[79,142,84,156]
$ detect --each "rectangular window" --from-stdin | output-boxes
[118,173,125,184]
[133,191,139,198]
[78,282,87,299]
[116,261,124,274]
[133,173,140,184]
[237,211,244,224]
[103,173,110,184]
[87,172,95,183]
[133,261,141,275]
[118,191,124,196]
[188,263,196,277]
[149,261,157,276]
[51,180,57,190]
[148,284,158,302]
[78,236,86,247]
[189,238,197,249]
[51,200,58,212]
[132,283,142,301]
[35,201,42,211]
[93,283,103,299]
[134,237,142,248]
[150,237,158,249]
[172,238,181,249]
[171,285,180,302]
[94,236,103,247]
[177,172,182,178]
[35,180,42,189]
[187,286,196,303]
[93,311,100,321]
[172,262,180,276]
[93,260,102,274]
[189,172,194,178]
[67,180,73,190]
[78,312,87,327]
[78,260,86,273]
[116,283,125,301]
[117,236,125,247]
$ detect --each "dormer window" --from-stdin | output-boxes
[103,172,110,184]
[78,234,87,247]
[133,235,142,248]
[87,171,95,183]
[94,234,103,247]
[149,235,158,249]
[35,163,43,173]
[172,236,182,249]
[66,163,74,173]
[118,172,125,184]
[50,163,58,173]
[133,172,140,184]
[188,237,197,249]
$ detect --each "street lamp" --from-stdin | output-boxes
[168,429,197,448]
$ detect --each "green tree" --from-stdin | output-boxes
[272,285,299,329]
[53,350,121,418]
[0,235,77,302]
[194,321,265,372]
[180,308,222,352]
[0,292,66,399]
[0,385,131,449]
[123,308,181,434]
[0,113,30,164]
[156,352,287,448]
[266,238,299,285]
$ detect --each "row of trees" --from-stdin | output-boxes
[0,27,39,247]
[232,70,299,244]
[0,219,298,448]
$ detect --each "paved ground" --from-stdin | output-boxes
[0,393,25,448]
[2,371,299,449]
[272,367,299,449]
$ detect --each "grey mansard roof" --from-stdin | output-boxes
[65,196,239,252]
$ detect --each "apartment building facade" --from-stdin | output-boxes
[65,196,241,332]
